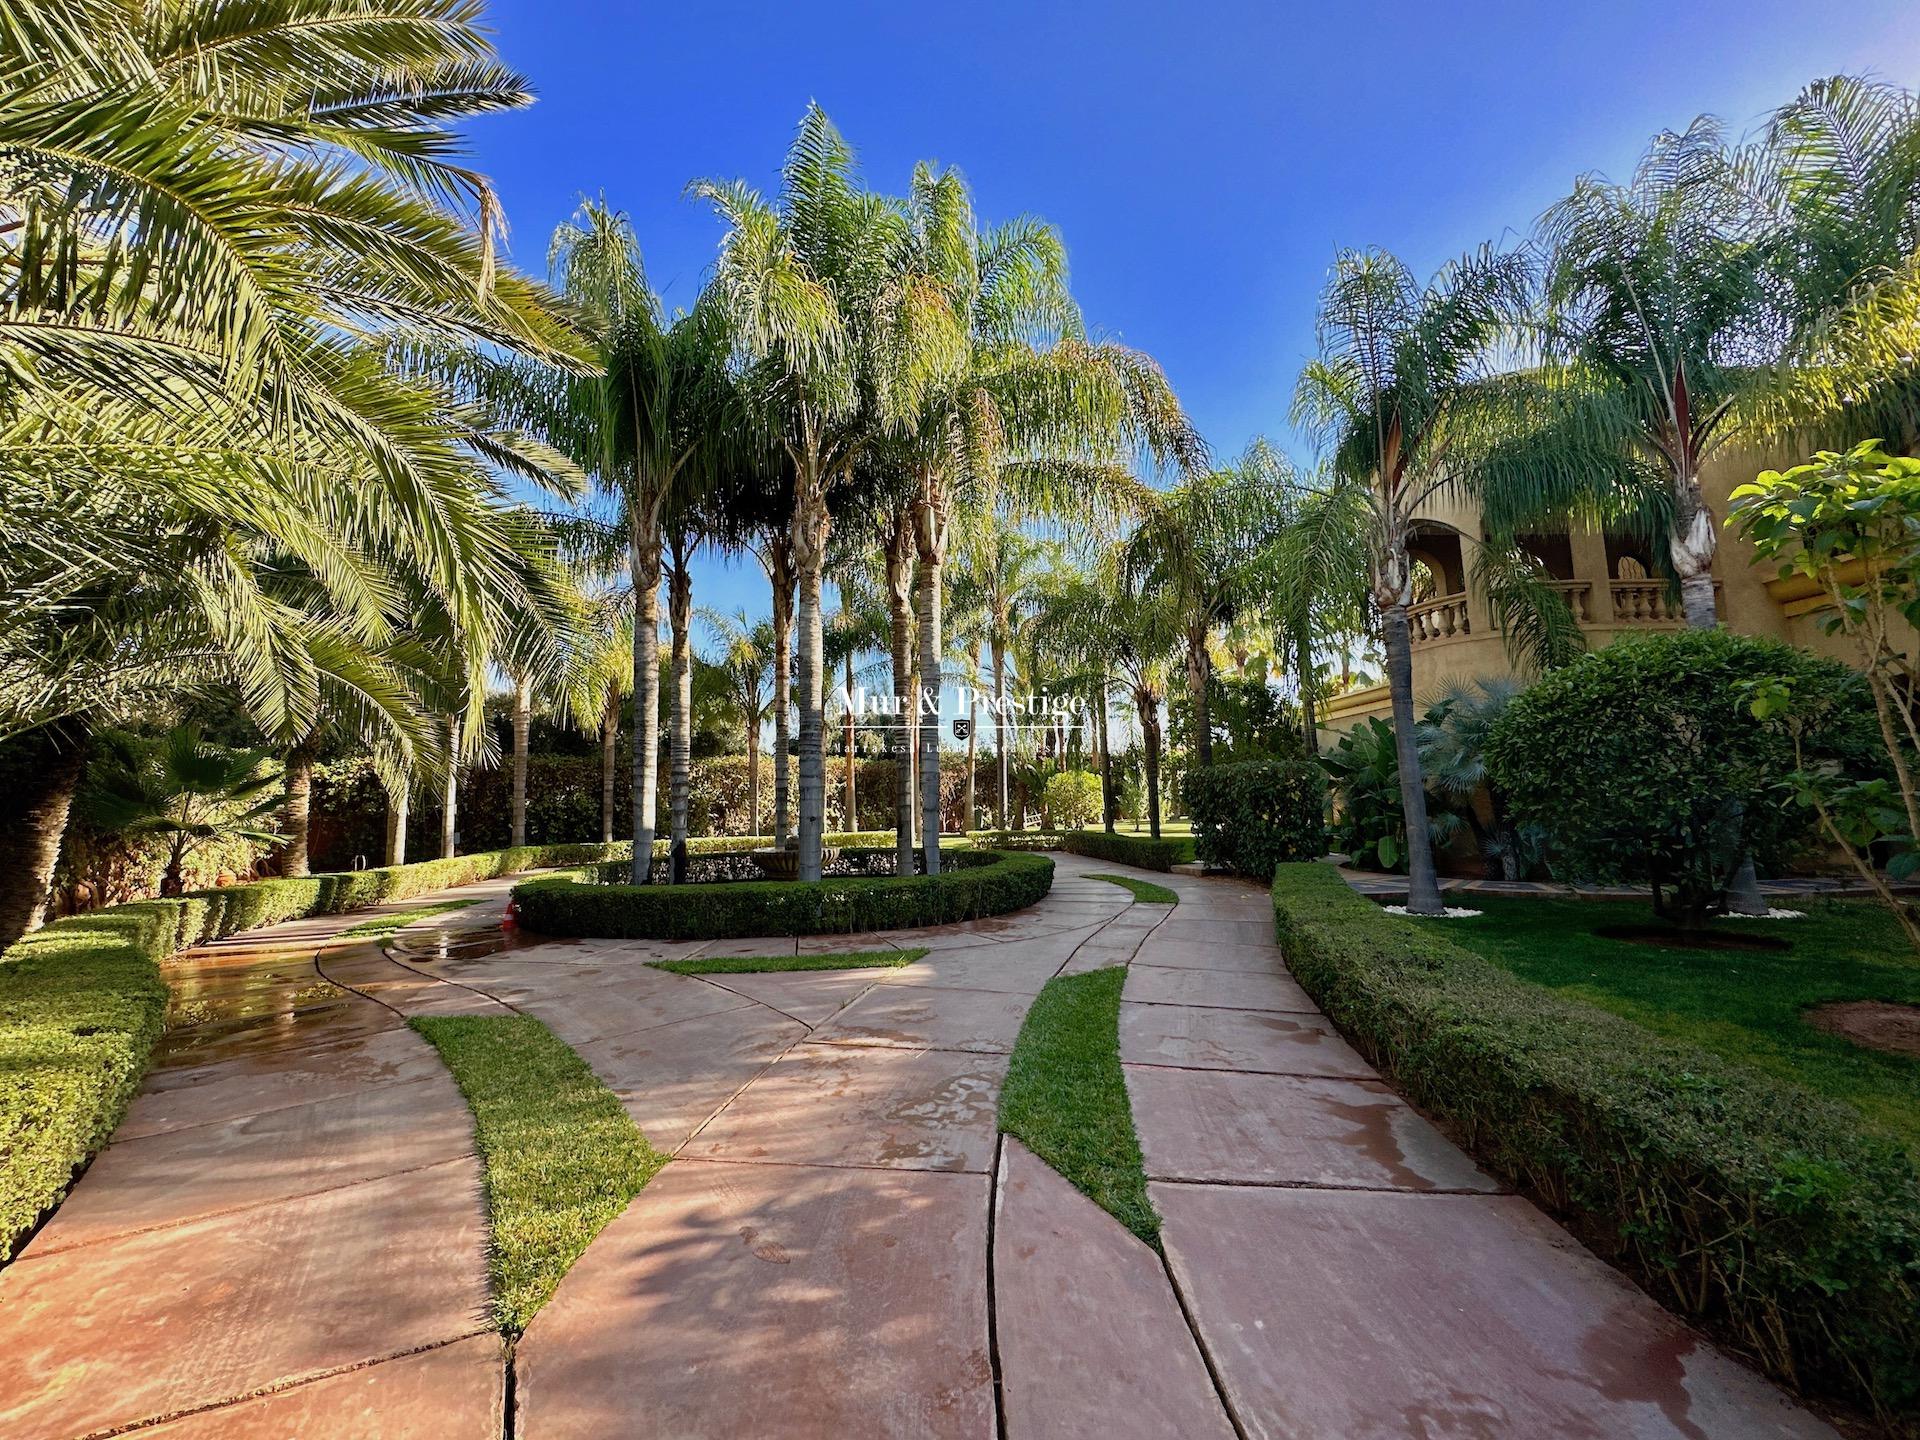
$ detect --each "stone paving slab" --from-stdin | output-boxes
[1149,916,1276,945]
[682,1043,1005,1172]
[26,1077,474,1254]
[1126,1067,1497,1191]
[1128,938,1290,973]
[880,941,1077,994]
[811,982,1035,1054]
[993,1140,1236,1440]
[121,1027,450,1139]
[0,1160,490,1440]
[691,967,885,1025]
[155,996,408,1065]
[516,1160,993,1439]
[1119,1002,1377,1078]
[476,968,758,1044]
[140,1334,504,1438]
[573,1003,807,1151]
[1154,1184,1836,1440]
[1122,963,1317,1013]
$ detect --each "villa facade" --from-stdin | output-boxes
[1321,447,1910,731]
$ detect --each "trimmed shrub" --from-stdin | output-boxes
[966,829,1063,852]
[1271,862,1920,1423]
[1485,631,1877,922]
[0,840,627,1264]
[1183,759,1327,878]
[514,851,1055,941]
[1057,830,1194,871]
[1043,770,1102,828]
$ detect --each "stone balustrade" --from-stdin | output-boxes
[1408,593,1471,643]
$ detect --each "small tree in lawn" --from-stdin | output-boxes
[1731,441,1920,948]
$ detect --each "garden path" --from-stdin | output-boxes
[0,857,1840,1438]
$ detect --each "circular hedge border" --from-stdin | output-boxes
[512,849,1055,940]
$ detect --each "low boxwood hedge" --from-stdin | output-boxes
[0,840,626,1264]
[1057,829,1195,871]
[1270,862,1920,1425]
[513,850,1055,940]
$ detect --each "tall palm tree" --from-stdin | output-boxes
[893,163,1202,871]
[562,596,636,846]
[694,107,950,881]
[1293,245,1530,915]
[963,525,1052,828]
[702,609,775,835]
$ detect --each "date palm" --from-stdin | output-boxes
[1293,244,1530,915]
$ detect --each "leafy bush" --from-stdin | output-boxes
[0,841,626,1263]
[966,829,1063,852]
[1271,863,1920,1424]
[1043,770,1102,828]
[1182,759,1327,878]
[1321,715,1412,871]
[1485,631,1876,923]
[1057,829,1194,870]
[514,851,1055,940]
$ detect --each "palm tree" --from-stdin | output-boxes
[694,108,949,881]
[82,727,283,897]
[893,164,1202,871]
[563,596,636,845]
[703,610,775,835]
[1293,245,1530,915]
[963,525,1052,828]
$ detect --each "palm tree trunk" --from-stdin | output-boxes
[1139,687,1164,840]
[992,639,1008,829]
[385,773,410,867]
[510,675,532,847]
[792,459,831,882]
[1187,631,1212,766]
[600,695,618,845]
[280,731,321,877]
[0,718,88,946]
[1295,626,1318,754]
[1670,469,1720,630]
[843,643,857,829]
[1382,602,1444,915]
[441,715,459,860]
[886,511,916,875]
[768,539,794,847]
[669,548,694,881]
[964,645,980,833]
[1097,684,1115,833]
[915,502,946,876]
[747,727,762,836]
[630,513,664,883]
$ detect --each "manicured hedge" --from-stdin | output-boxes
[514,850,1055,940]
[1270,862,1920,1423]
[1057,829,1195,871]
[0,841,626,1264]
[966,829,1065,852]
[1183,759,1327,878]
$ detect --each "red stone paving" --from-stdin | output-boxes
[1154,1185,1835,1439]
[992,1140,1236,1440]
[1,852,1841,1438]
[515,1159,994,1439]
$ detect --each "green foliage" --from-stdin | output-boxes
[513,851,1054,941]
[999,967,1158,1245]
[409,1015,665,1335]
[656,948,926,976]
[0,841,626,1262]
[1485,631,1876,923]
[1182,758,1328,879]
[1043,770,1102,828]
[1271,863,1920,1423]
[1083,873,1178,904]
[1056,829,1194,870]
[1322,716,1412,871]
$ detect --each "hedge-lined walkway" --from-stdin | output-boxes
[0,877,526,1439]
[1,858,1843,1437]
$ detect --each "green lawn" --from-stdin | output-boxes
[341,897,481,938]
[1084,872,1178,905]
[654,947,926,976]
[1443,897,1920,1155]
[409,1015,665,1335]
[998,966,1158,1245]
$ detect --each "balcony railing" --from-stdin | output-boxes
[1407,580,1722,645]
[1408,593,1471,643]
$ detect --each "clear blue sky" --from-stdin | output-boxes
[469,0,1920,622]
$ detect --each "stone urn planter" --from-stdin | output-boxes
[748,845,841,880]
